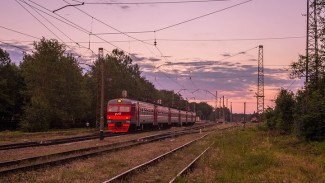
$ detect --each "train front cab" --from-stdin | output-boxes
[107,99,132,132]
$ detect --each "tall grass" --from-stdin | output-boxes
[180,126,325,182]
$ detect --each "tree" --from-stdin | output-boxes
[0,48,24,130]
[265,89,295,133]
[20,38,91,131]
[195,102,213,120]
[293,74,325,141]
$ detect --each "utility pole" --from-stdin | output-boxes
[215,91,218,121]
[194,102,196,113]
[257,45,264,122]
[244,102,246,122]
[96,57,100,129]
[226,99,228,109]
[99,48,104,140]
[219,97,222,121]
[172,90,175,108]
[230,102,232,122]
[223,96,225,122]
[226,98,228,122]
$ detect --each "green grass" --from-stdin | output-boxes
[0,128,96,143]
[178,125,325,183]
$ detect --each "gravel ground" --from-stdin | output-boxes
[0,126,226,183]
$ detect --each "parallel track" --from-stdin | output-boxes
[0,124,214,175]
[0,125,189,150]
[102,125,236,183]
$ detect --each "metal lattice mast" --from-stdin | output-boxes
[305,0,321,107]
[257,45,264,120]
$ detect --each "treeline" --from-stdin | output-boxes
[0,38,214,132]
[264,3,325,141]
[264,76,325,141]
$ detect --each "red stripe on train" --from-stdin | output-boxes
[107,115,131,120]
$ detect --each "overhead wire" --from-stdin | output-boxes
[84,0,229,5]
[0,25,41,40]
[16,0,64,45]
[62,0,154,47]
[61,0,163,62]
[23,0,123,52]
[16,0,98,64]
[0,41,33,52]
[155,0,253,32]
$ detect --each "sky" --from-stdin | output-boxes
[0,0,307,114]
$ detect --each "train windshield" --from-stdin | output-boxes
[108,106,118,112]
[120,106,130,112]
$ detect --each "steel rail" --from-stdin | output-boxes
[0,125,214,175]
[169,146,211,183]
[0,128,195,167]
[0,123,210,151]
[103,134,209,183]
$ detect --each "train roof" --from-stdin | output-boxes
[108,98,138,105]
[107,98,195,113]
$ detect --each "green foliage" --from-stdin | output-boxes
[0,48,25,130]
[195,102,213,120]
[265,89,295,133]
[20,38,91,131]
[294,89,325,141]
[86,49,196,122]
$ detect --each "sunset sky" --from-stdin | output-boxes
[1,0,306,113]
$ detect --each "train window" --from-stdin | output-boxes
[108,106,118,112]
[120,106,130,112]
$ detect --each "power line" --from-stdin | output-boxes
[153,36,306,41]
[0,35,305,43]
[62,0,154,47]
[0,25,41,40]
[16,0,63,43]
[22,0,90,34]
[218,46,258,62]
[0,41,33,52]
[19,0,96,57]
[155,0,253,32]
[23,0,126,53]
[84,0,229,5]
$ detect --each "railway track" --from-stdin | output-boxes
[102,126,236,183]
[0,124,216,175]
[103,134,209,183]
[0,132,114,150]
[0,126,186,151]
[0,123,212,151]
[169,145,211,183]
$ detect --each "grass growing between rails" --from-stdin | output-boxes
[180,126,325,182]
[0,128,97,144]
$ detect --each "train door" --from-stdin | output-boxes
[168,108,171,125]
[178,110,181,126]
[137,102,140,127]
[154,106,158,126]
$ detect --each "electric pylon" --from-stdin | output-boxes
[257,45,264,121]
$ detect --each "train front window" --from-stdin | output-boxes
[120,106,130,112]
[109,106,118,112]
